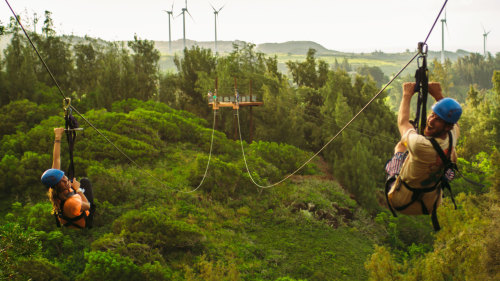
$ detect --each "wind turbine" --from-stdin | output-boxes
[440,9,448,63]
[178,0,193,50]
[163,3,174,53]
[33,12,39,34]
[210,4,224,54]
[482,26,491,57]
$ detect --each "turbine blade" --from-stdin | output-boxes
[210,3,216,11]
[186,10,195,22]
[218,5,225,12]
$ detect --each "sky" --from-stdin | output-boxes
[1,0,499,54]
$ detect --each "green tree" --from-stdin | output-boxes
[357,65,388,88]
[2,23,37,104]
[73,37,102,98]
[33,33,74,92]
[286,48,328,89]
[429,58,454,97]
[128,35,161,101]
[0,99,52,137]
[78,251,143,281]
[174,46,216,115]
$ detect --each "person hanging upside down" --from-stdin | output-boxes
[41,128,95,229]
[385,82,462,223]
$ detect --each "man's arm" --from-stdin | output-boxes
[398,82,416,137]
[428,82,444,102]
[51,128,65,169]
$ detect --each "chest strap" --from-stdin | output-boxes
[427,132,457,210]
[390,132,454,231]
[57,195,87,229]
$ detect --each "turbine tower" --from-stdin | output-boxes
[163,3,174,53]
[440,10,447,63]
[483,27,491,57]
[211,4,224,54]
[33,12,39,34]
[178,0,193,50]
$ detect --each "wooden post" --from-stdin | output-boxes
[249,80,253,143]
[233,77,238,140]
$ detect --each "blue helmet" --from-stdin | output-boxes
[41,169,64,188]
[432,98,462,124]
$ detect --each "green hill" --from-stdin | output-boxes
[0,99,379,280]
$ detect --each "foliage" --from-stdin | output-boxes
[105,206,206,252]
[367,188,500,280]
[0,222,43,280]
[77,250,143,280]
[248,141,316,175]
[357,65,389,88]
[0,28,498,281]
[184,254,240,281]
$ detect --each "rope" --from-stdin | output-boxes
[423,0,448,45]
[5,0,216,194]
[237,0,449,189]
[68,103,217,194]
[237,54,418,188]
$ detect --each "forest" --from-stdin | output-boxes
[0,12,499,280]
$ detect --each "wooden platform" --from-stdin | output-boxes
[209,101,263,110]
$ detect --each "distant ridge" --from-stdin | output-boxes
[256,41,335,54]
[150,39,335,55]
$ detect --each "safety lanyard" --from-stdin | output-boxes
[63,98,81,181]
[413,42,429,135]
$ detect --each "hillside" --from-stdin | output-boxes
[0,99,379,280]
[1,30,498,280]
[0,34,473,76]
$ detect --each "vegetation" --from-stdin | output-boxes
[0,12,498,280]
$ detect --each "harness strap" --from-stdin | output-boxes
[57,196,87,229]
[64,101,79,181]
[431,196,441,231]
[413,43,429,135]
[427,132,453,169]
[427,132,457,210]
[390,133,453,230]
[393,180,438,213]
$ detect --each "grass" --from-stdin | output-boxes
[240,211,374,280]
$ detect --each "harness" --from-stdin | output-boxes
[413,42,429,135]
[54,192,88,229]
[53,98,87,229]
[389,132,456,231]
[63,98,81,181]
[385,42,454,231]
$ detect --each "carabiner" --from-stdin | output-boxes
[63,98,71,111]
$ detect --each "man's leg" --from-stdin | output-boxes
[385,143,408,216]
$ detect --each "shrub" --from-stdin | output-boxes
[77,251,143,281]
[109,207,206,252]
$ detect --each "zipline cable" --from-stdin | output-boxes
[238,0,449,189]
[237,54,419,188]
[5,0,216,194]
